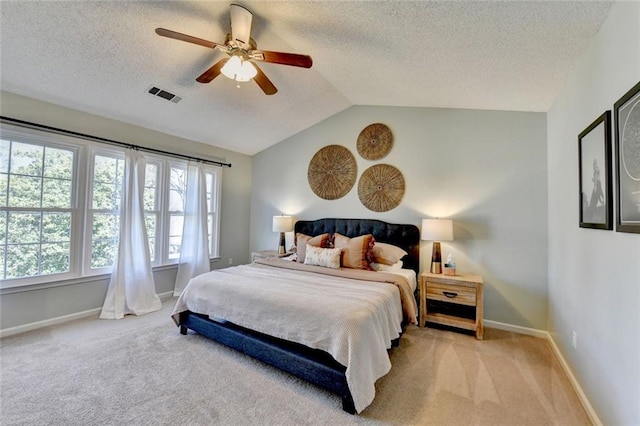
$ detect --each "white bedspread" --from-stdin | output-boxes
[172,262,405,413]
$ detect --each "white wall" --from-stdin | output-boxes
[0,91,253,330]
[547,2,640,424]
[251,105,548,329]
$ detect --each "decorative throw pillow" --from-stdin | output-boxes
[370,242,408,265]
[333,233,375,270]
[295,233,331,264]
[303,245,341,269]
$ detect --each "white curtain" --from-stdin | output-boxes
[100,150,161,319]
[173,161,210,296]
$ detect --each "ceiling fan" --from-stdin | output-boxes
[155,3,313,95]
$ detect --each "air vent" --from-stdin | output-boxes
[146,85,182,104]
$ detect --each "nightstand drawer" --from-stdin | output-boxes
[427,282,476,306]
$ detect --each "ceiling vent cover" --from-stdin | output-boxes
[147,85,182,104]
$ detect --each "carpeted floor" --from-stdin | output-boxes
[0,298,590,425]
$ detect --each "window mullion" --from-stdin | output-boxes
[38,147,46,275]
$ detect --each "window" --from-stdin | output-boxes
[144,162,159,263]
[163,163,221,261]
[1,136,76,281]
[167,164,186,260]
[0,125,222,288]
[88,151,124,272]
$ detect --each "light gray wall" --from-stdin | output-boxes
[0,91,253,330]
[251,105,548,329]
[547,2,640,424]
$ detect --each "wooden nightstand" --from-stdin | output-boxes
[419,272,484,340]
[251,250,292,262]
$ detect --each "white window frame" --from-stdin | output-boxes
[0,127,82,286]
[0,124,223,289]
[143,158,162,266]
[84,147,125,276]
[164,161,187,264]
[204,165,222,259]
[159,161,222,264]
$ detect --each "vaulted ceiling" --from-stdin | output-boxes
[0,1,612,155]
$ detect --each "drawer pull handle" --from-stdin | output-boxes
[443,291,458,298]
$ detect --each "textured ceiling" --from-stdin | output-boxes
[0,1,612,155]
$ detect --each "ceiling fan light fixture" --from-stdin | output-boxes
[238,60,257,81]
[221,55,257,82]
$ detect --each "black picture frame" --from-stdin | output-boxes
[578,111,612,230]
[614,81,640,234]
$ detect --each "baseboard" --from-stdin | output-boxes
[0,307,102,338]
[545,332,602,426]
[484,319,548,338]
[0,291,175,339]
[485,319,601,426]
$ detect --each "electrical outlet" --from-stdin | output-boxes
[572,331,577,349]
[228,258,233,265]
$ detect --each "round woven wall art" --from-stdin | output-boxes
[358,164,405,212]
[307,145,357,200]
[357,123,393,160]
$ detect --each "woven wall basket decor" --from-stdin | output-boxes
[358,164,405,212]
[307,145,357,200]
[357,123,393,160]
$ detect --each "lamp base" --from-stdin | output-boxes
[430,241,442,274]
[278,232,286,254]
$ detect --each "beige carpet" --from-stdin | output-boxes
[0,298,590,425]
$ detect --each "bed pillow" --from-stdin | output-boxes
[303,245,342,269]
[371,260,403,272]
[333,233,375,270]
[295,233,331,264]
[370,242,408,265]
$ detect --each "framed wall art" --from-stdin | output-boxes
[578,111,612,230]
[614,81,640,234]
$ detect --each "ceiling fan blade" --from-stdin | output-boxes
[155,28,219,49]
[196,58,229,83]
[251,50,313,68]
[230,4,253,47]
[252,64,277,95]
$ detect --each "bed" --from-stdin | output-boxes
[172,218,420,413]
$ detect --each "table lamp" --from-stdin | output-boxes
[421,219,453,274]
[272,215,293,254]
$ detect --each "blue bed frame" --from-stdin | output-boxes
[178,218,421,413]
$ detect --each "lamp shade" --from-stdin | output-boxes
[272,215,293,233]
[421,219,453,241]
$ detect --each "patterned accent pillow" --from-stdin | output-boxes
[333,233,375,270]
[303,245,342,269]
[295,233,331,264]
[370,242,408,265]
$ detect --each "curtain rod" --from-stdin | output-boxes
[0,116,232,168]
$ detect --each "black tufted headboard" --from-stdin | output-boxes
[294,218,421,275]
